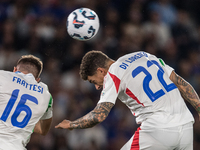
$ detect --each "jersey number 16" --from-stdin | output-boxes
[0,89,38,128]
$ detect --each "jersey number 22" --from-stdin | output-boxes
[132,60,177,102]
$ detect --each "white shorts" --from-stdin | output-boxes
[121,122,193,150]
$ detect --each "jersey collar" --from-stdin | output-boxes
[15,71,34,77]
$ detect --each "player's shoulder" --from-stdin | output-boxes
[0,70,11,74]
[38,81,51,93]
[38,81,48,89]
[0,70,14,77]
[117,51,153,61]
[112,51,152,67]
[108,51,156,77]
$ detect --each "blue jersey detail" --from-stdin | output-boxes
[120,52,148,70]
[0,89,38,128]
[12,76,43,94]
[132,60,177,102]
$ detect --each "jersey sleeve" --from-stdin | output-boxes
[158,58,174,77]
[98,71,120,105]
[40,94,53,120]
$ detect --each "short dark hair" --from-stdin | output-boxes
[17,55,43,78]
[80,50,110,80]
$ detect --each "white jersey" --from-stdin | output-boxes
[0,70,53,150]
[98,51,194,129]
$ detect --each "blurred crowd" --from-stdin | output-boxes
[1,0,200,149]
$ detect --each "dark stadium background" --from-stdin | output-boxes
[1,0,200,149]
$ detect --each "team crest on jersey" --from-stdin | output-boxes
[101,91,105,96]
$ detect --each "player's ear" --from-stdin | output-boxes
[97,68,107,75]
[13,67,17,72]
[36,78,41,83]
[97,68,103,73]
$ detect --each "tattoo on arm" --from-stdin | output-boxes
[172,72,200,113]
[70,102,114,129]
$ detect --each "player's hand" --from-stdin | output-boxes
[55,120,73,130]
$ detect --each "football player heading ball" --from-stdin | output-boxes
[56,50,200,150]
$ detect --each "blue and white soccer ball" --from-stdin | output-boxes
[66,8,100,41]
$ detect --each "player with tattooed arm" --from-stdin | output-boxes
[56,51,200,150]
[0,55,53,150]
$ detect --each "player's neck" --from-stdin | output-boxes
[107,60,115,68]
[18,70,29,75]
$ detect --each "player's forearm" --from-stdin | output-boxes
[179,81,200,113]
[34,118,52,135]
[34,121,42,134]
[41,118,52,135]
[70,111,100,129]
[172,73,200,113]
[70,102,114,129]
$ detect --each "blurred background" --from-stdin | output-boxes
[1,0,200,149]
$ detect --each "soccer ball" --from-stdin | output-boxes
[66,8,100,41]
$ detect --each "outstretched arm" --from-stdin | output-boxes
[170,71,200,116]
[55,102,114,129]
